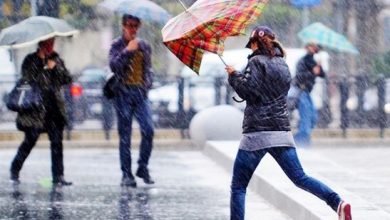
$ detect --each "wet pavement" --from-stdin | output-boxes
[205,141,390,219]
[0,149,290,220]
[314,148,390,213]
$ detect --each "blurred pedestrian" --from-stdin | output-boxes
[109,14,155,187]
[225,26,351,220]
[10,38,73,186]
[101,94,114,140]
[292,42,325,146]
[100,67,115,140]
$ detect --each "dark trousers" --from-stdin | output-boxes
[10,123,65,179]
[114,87,154,179]
[230,147,341,220]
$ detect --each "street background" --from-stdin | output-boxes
[1,0,390,219]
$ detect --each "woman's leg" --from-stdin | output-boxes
[10,129,40,180]
[47,122,65,180]
[269,147,341,211]
[230,149,266,220]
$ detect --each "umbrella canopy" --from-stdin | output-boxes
[98,0,171,25]
[162,0,268,74]
[298,22,359,54]
[0,16,79,49]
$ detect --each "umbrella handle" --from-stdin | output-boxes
[218,55,228,67]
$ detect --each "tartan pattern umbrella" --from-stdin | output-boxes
[162,0,268,74]
[298,22,359,54]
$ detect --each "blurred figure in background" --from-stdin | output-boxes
[109,14,155,187]
[102,92,114,140]
[10,38,73,186]
[292,42,325,147]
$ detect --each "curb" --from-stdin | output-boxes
[0,128,389,143]
[311,138,390,147]
[0,128,184,141]
[203,141,390,220]
[0,139,195,150]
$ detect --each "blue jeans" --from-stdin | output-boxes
[114,87,154,178]
[230,147,341,220]
[294,91,317,146]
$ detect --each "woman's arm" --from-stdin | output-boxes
[227,59,264,101]
[47,53,72,85]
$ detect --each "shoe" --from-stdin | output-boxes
[53,176,73,186]
[338,201,352,220]
[121,176,137,188]
[10,172,20,185]
[136,167,155,184]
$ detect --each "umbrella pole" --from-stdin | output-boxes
[177,0,188,11]
[218,55,228,67]
[10,49,19,80]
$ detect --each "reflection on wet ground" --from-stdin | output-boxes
[6,184,156,220]
[9,184,64,220]
[0,149,289,219]
[118,187,153,220]
[0,150,232,219]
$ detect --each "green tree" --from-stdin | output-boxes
[373,51,390,78]
[354,0,381,73]
[38,0,60,17]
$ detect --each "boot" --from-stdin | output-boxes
[136,167,155,184]
[121,175,137,188]
[10,171,20,185]
[53,176,72,186]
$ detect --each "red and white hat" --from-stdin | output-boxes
[245,26,276,48]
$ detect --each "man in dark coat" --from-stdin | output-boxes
[109,14,155,187]
[10,38,73,186]
[292,42,325,146]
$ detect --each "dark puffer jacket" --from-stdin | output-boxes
[16,51,72,132]
[228,47,291,133]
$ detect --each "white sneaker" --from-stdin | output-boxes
[337,201,352,220]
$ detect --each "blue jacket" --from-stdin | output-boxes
[109,37,153,94]
[228,47,291,133]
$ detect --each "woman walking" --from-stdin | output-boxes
[10,38,73,186]
[225,26,351,220]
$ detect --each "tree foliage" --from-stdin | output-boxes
[373,51,390,78]
[0,0,99,29]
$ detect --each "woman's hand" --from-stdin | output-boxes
[225,65,236,75]
[46,59,56,69]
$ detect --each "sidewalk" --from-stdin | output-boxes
[204,141,390,220]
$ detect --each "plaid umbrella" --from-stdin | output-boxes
[298,22,359,54]
[162,0,268,74]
